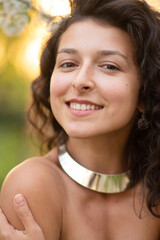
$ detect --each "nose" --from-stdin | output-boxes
[72,63,95,93]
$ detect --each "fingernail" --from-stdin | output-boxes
[14,194,26,206]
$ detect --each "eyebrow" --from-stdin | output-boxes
[57,48,78,55]
[57,48,129,63]
[97,50,128,63]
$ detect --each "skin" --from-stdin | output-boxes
[0,19,160,240]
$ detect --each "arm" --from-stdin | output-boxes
[0,157,63,240]
[0,194,45,240]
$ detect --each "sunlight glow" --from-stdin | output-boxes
[0,38,7,72]
[8,22,50,79]
[35,0,71,16]
[147,0,160,9]
[8,0,71,79]
[16,37,43,78]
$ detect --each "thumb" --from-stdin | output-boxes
[13,194,38,233]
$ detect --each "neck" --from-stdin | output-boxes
[66,133,130,175]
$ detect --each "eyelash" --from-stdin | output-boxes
[59,62,77,68]
[100,64,120,71]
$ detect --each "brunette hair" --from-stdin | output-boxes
[28,0,160,217]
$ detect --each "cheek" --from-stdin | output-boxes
[102,80,139,115]
[50,73,69,97]
[100,78,140,108]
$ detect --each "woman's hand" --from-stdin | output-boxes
[0,194,45,240]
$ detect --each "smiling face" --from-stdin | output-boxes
[50,19,140,139]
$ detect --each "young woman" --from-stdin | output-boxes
[0,0,160,239]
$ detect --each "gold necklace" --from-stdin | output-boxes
[58,145,131,194]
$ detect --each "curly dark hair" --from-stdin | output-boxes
[28,0,160,217]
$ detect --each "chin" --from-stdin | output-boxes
[65,127,94,139]
[66,131,91,139]
[65,126,108,139]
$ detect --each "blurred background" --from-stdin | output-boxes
[0,0,160,187]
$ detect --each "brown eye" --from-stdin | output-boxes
[102,64,119,71]
[60,62,77,68]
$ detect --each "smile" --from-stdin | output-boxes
[68,102,103,111]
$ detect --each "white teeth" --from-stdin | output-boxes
[76,103,80,110]
[81,104,86,110]
[86,105,90,110]
[69,102,102,111]
[91,105,95,110]
[70,102,75,109]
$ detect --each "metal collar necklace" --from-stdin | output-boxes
[58,145,131,194]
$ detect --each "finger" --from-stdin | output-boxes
[0,208,13,230]
[13,194,39,233]
[0,208,15,237]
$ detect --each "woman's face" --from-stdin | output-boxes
[50,19,140,139]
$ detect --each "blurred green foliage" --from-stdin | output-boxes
[0,33,37,188]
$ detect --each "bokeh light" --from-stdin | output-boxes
[147,0,160,9]
[0,37,7,72]
[5,0,71,80]
[7,20,49,79]
[35,0,71,16]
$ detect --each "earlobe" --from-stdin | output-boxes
[138,102,144,113]
[138,106,143,113]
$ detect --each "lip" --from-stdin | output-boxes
[65,99,103,117]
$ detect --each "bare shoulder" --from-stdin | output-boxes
[0,146,64,239]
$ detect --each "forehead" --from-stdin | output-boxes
[58,19,134,59]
